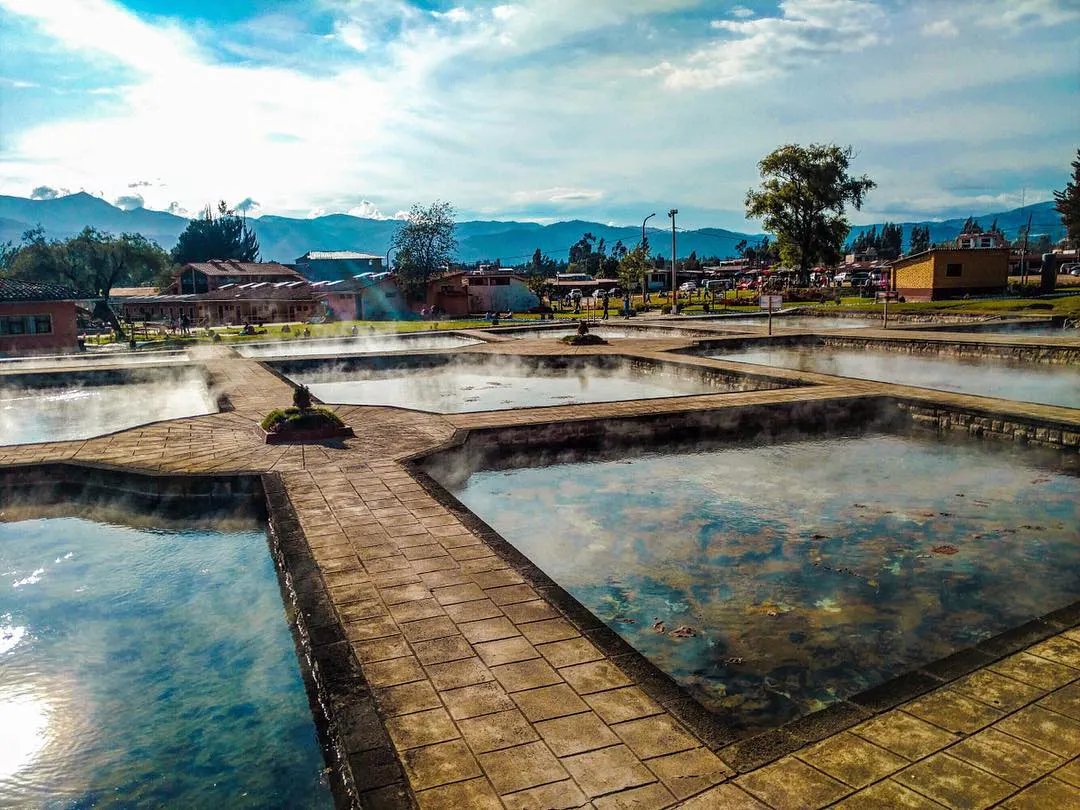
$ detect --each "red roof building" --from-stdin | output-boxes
[0,279,84,356]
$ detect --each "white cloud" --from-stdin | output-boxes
[651,0,888,89]
[235,196,260,212]
[0,76,37,88]
[113,193,144,209]
[990,0,1080,27]
[730,5,755,18]
[513,188,604,204]
[30,185,65,199]
[166,201,188,216]
[921,19,958,38]
[346,201,410,220]
[434,7,472,24]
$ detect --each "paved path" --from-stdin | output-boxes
[2,338,1078,809]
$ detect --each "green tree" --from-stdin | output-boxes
[171,201,260,264]
[8,226,169,337]
[908,224,931,254]
[391,200,457,300]
[618,243,650,296]
[1054,149,1080,247]
[878,222,903,260]
[525,272,554,307]
[745,143,875,283]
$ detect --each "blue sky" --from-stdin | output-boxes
[0,0,1077,229]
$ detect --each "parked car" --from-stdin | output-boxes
[850,272,870,287]
[1061,263,1079,276]
[678,281,697,292]
[608,287,622,297]
[569,288,583,300]
[703,279,732,292]
[833,271,850,284]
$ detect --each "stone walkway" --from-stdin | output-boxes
[2,338,1079,809]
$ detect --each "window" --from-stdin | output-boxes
[491,277,511,286]
[0,314,52,335]
[945,263,962,277]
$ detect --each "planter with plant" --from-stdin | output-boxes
[259,384,355,444]
[559,320,608,346]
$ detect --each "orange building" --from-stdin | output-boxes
[0,279,82,356]
[891,248,1009,302]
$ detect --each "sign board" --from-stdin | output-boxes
[875,291,899,302]
[759,295,783,310]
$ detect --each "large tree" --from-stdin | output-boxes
[908,224,931,255]
[1054,149,1080,248]
[618,243,650,297]
[745,143,875,283]
[171,201,260,265]
[7,226,170,337]
[391,200,457,300]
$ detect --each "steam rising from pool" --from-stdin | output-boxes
[236,332,480,358]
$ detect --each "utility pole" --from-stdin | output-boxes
[1020,211,1032,287]
[642,212,656,306]
[668,208,678,314]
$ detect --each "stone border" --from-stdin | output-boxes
[402,399,1080,774]
[0,463,366,810]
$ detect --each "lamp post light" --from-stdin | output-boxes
[385,246,396,272]
[668,208,678,315]
[641,212,656,305]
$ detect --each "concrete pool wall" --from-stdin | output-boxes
[0,463,370,808]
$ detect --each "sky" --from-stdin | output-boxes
[0,0,1077,230]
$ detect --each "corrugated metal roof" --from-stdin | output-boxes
[298,251,383,261]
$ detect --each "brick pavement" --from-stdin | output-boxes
[1,338,1078,809]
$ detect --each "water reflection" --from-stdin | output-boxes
[446,434,1080,735]
[709,346,1080,408]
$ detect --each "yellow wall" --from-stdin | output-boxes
[893,255,934,290]
[931,249,1008,290]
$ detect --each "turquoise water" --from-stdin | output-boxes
[0,513,332,807]
[445,434,1080,734]
[709,346,1080,408]
[0,378,216,445]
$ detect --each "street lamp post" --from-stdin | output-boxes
[385,246,396,272]
[641,212,656,306]
[668,209,678,314]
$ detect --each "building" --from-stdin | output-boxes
[0,278,82,355]
[169,260,305,294]
[312,273,408,320]
[891,248,1009,301]
[295,251,384,282]
[426,271,539,314]
[956,232,1007,250]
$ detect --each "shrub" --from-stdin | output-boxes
[560,333,607,346]
[293,384,313,410]
[260,406,344,433]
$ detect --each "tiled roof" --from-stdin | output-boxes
[0,278,84,302]
[183,260,303,278]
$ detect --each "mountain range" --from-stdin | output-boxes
[0,193,1064,265]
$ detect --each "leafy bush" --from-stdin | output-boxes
[559,334,607,345]
[292,384,313,410]
[260,407,344,433]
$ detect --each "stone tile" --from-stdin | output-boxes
[491,659,562,693]
[534,712,620,757]
[401,616,460,643]
[345,615,399,642]
[996,705,1080,758]
[736,756,850,810]
[426,657,495,691]
[894,752,1017,809]
[1055,759,1080,788]
[338,599,387,622]
[991,652,1079,690]
[402,739,481,791]
[388,597,447,623]
[460,616,521,644]
[519,618,580,645]
[797,731,908,788]
[386,707,460,751]
[477,741,569,795]
[537,637,605,668]
[612,715,699,759]
[376,680,443,716]
[678,782,769,809]
[485,584,539,605]
[364,655,427,688]
[412,635,475,666]
[472,569,525,590]
[381,582,434,605]
[559,660,632,695]
[416,777,503,810]
[1028,636,1080,668]
[562,745,656,798]
[441,681,515,720]
[419,568,472,590]
[359,782,412,809]
[950,728,1064,787]
[352,635,411,664]
[501,599,560,624]
[832,779,948,810]
[501,779,590,810]
[584,687,664,725]
[952,669,1045,712]
[852,710,959,761]
[444,599,504,623]
[1039,681,1080,721]
[1000,777,1080,810]
[646,747,733,800]
[458,708,539,754]
[513,684,591,722]
[473,637,540,667]
[593,782,677,809]
[432,582,486,605]
[903,688,1005,734]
